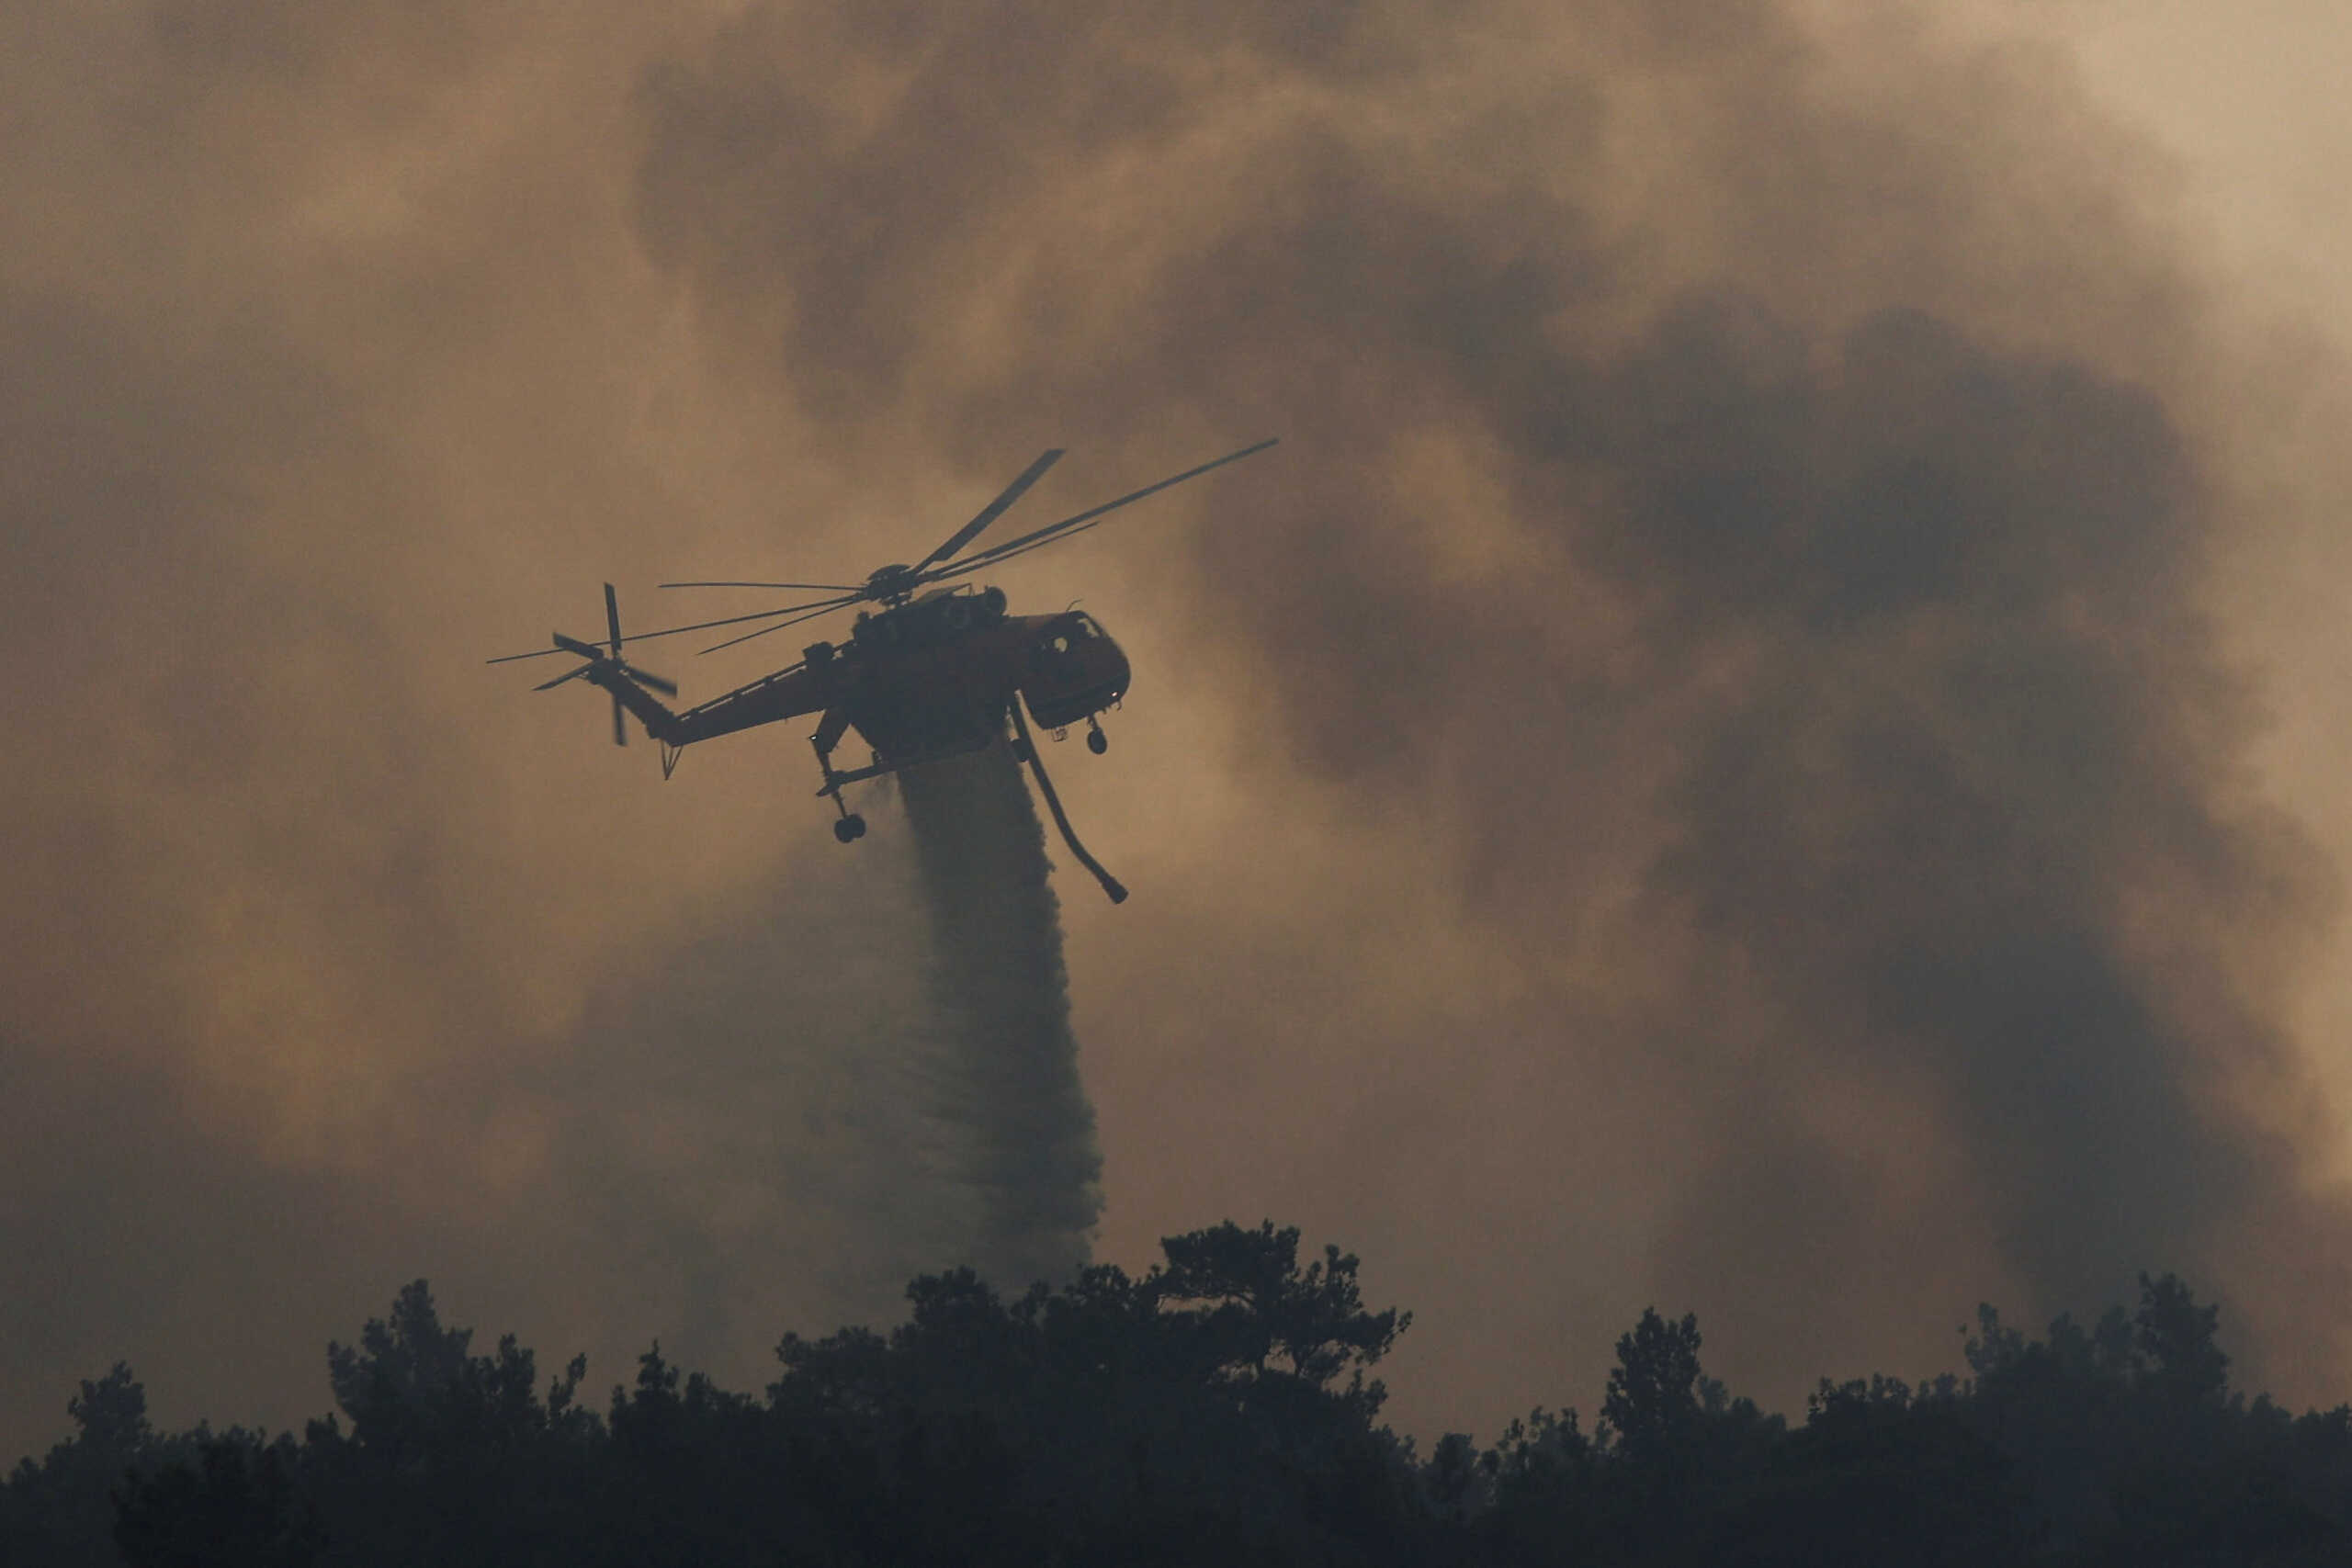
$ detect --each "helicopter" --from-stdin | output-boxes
[489,439,1278,903]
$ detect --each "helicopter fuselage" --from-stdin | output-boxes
[621,587,1130,767]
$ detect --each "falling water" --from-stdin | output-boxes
[896,736,1103,1287]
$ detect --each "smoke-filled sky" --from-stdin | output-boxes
[7,0,2352,1459]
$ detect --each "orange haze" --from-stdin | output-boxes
[4,0,2351,1460]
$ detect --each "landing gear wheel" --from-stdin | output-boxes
[1086,726,1108,755]
[833,814,867,843]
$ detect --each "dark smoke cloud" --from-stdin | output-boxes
[517,801,956,1366]
[632,0,2351,1416]
[5,0,2349,1461]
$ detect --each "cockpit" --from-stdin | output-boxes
[1036,613,1105,660]
[1024,612,1129,730]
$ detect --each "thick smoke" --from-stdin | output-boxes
[6,0,2352,1461]
[632,0,2352,1413]
[899,742,1104,1286]
[517,801,982,1377]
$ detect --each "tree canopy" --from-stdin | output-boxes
[4,1231,2347,1567]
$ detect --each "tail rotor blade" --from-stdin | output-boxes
[621,663,678,697]
[534,665,591,692]
[612,693,628,747]
[605,582,624,658]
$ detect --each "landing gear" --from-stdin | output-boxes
[1085,716,1108,755]
[814,728,865,844]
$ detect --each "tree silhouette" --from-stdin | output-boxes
[66,1368,148,1461]
[6,1226,2352,1566]
[114,1437,318,1568]
[1600,1309,1707,1463]
[2134,1270,2228,1408]
[1154,1220,1410,1401]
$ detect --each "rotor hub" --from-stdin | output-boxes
[865,564,917,604]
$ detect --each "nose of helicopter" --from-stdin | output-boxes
[1023,614,1130,729]
[1098,634,1131,696]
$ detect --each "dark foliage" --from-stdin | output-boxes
[4,1234,2347,1566]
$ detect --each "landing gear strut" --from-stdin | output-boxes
[814,733,865,845]
[1086,716,1108,755]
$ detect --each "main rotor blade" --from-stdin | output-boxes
[591,592,862,647]
[533,665,591,691]
[933,528,1089,579]
[934,438,1278,581]
[620,662,679,696]
[659,580,862,592]
[910,448,1065,576]
[698,600,858,655]
[492,593,854,668]
[605,582,623,656]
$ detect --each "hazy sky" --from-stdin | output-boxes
[6,0,2352,1461]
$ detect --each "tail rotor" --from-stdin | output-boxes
[522,583,678,746]
[605,583,628,746]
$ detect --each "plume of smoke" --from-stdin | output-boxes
[898,740,1104,1287]
[630,0,2352,1414]
[521,798,983,1377]
[10,0,2352,1461]
[456,733,1107,1381]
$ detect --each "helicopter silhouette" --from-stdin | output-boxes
[489,439,1277,903]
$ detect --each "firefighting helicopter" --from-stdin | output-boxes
[488,439,1277,903]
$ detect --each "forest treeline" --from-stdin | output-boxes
[5,1220,2349,1565]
